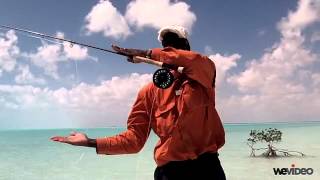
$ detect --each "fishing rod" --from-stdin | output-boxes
[0,24,184,89]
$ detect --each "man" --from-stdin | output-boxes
[51,25,226,180]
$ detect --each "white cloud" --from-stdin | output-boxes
[27,32,93,79]
[63,42,89,60]
[0,30,20,75]
[49,73,152,127]
[84,0,196,39]
[312,73,320,87]
[0,84,49,109]
[228,0,318,94]
[229,0,320,93]
[57,32,91,61]
[125,0,196,31]
[311,31,320,42]
[28,43,63,79]
[217,90,320,123]
[84,0,132,39]
[15,65,46,85]
[215,0,320,122]
[208,53,241,86]
[0,30,94,81]
[278,0,320,39]
[0,73,152,127]
[50,73,151,110]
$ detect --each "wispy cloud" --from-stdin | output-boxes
[0,30,19,76]
[15,65,46,85]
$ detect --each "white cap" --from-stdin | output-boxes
[158,25,188,42]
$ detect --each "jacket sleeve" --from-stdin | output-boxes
[151,47,214,88]
[96,84,153,155]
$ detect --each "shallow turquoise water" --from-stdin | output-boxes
[0,122,319,180]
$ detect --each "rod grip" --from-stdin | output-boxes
[133,56,184,73]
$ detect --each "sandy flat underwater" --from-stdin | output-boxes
[0,122,319,180]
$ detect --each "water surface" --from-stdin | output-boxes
[0,122,319,180]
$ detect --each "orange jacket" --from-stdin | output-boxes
[96,47,225,167]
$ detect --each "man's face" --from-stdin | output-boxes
[161,32,180,48]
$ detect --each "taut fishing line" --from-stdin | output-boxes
[0,25,184,89]
[0,25,183,177]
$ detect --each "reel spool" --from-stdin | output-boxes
[153,68,174,89]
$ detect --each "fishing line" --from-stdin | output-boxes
[0,24,120,55]
[0,25,185,89]
[0,26,62,46]
[25,31,87,166]
[134,88,158,179]
[0,25,182,176]
[26,33,80,86]
[74,152,85,165]
[26,34,64,45]
[69,50,89,166]
[1,25,88,165]
[73,59,79,85]
[18,30,80,87]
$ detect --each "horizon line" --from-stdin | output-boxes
[1,120,319,131]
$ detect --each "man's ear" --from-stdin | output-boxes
[182,39,191,51]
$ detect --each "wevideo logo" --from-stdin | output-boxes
[273,164,314,176]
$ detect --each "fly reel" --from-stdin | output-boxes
[153,68,174,89]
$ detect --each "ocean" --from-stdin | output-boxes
[0,122,319,180]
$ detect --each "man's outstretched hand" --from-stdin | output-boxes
[111,44,148,63]
[50,131,90,147]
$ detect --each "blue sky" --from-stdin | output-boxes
[0,0,319,129]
